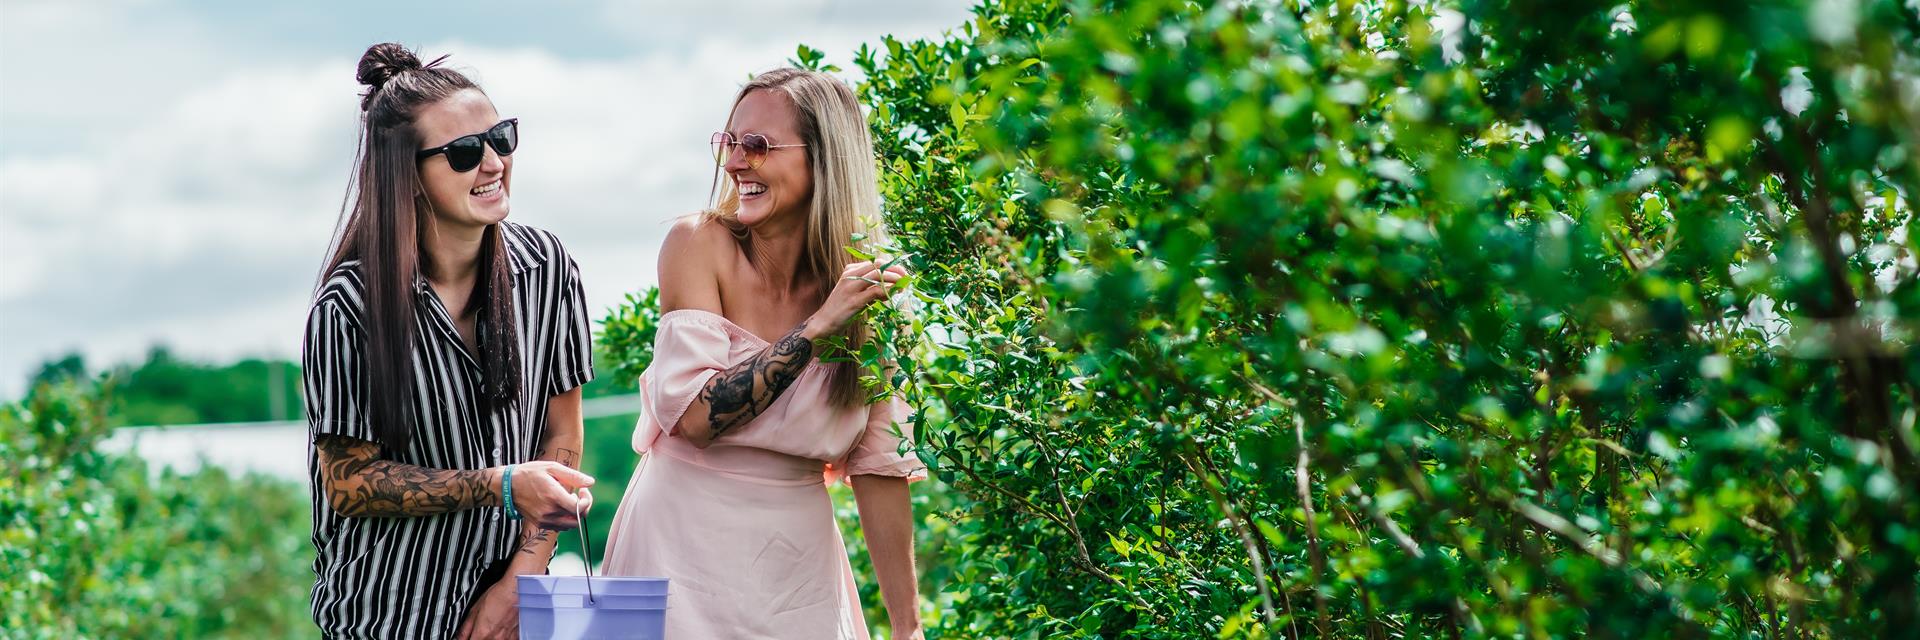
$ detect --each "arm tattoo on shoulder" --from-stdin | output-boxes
[701,324,814,438]
[317,436,496,518]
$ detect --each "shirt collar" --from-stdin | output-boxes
[500,223,545,276]
[409,223,545,293]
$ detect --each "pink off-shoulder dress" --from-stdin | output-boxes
[601,309,927,639]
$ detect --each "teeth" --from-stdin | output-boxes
[740,182,766,195]
[471,181,501,196]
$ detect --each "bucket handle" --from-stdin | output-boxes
[573,499,595,605]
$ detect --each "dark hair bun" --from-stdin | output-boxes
[357,43,422,91]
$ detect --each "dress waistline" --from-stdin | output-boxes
[646,432,828,487]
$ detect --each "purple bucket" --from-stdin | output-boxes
[518,505,669,640]
[516,574,669,640]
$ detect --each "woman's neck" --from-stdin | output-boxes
[425,221,487,287]
[747,212,810,292]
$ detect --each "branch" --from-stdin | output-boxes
[1295,415,1332,635]
[1604,229,1707,344]
[1505,498,1662,595]
[949,453,1150,610]
[1346,485,1483,635]
[1022,419,1155,612]
[1180,447,1279,625]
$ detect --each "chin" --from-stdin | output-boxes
[483,204,511,224]
[470,199,511,226]
[734,202,770,226]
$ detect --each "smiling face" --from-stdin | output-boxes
[413,89,511,232]
[724,89,812,228]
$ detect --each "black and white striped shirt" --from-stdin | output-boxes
[301,221,593,639]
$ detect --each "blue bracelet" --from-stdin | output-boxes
[502,464,521,520]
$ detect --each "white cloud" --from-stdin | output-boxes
[1,0,229,151]
[596,0,971,52]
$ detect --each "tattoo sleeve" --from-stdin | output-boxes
[315,436,499,518]
[696,323,815,439]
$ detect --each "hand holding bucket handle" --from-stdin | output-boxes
[511,462,595,530]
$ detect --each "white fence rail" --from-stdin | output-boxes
[98,393,642,482]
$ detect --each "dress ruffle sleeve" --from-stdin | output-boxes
[826,394,929,485]
[631,311,735,453]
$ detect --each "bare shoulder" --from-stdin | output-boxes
[657,214,733,314]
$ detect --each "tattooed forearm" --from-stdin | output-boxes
[553,447,580,469]
[698,323,815,438]
[517,526,556,555]
[316,436,499,518]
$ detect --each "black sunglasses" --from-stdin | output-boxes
[417,118,518,172]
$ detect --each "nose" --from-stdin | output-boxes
[722,142,750,174]
[479,144,507,174]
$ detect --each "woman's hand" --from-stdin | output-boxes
[454,577,519,640]
[804,260,907,339]
[508,462,595,531]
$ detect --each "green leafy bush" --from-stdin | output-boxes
[0,383,311,639]
[848,0,1917,636]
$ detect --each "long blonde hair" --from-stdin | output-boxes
[704,68,882,406]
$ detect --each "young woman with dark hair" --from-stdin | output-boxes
[302,43,595,640]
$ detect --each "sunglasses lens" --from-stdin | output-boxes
[445,137,484,172]
[740,134,771,159]
[710,132,731,166]
[489,120,518,156]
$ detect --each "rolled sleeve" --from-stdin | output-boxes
[546,253,595,396]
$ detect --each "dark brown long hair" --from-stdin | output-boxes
[319,43,521,451]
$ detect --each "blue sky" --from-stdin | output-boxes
[0,0,975,400]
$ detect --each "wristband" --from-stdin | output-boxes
[502,464,521,520]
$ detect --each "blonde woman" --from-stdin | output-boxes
[601,68,926,639]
